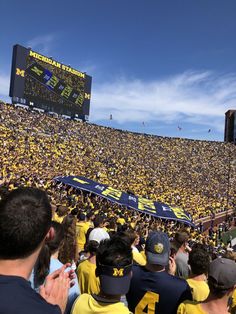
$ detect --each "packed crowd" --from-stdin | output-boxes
[1,101,236,313]
[1,187,236,314]
[1,102,236,222]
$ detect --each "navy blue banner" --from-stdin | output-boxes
[54,175,194,226]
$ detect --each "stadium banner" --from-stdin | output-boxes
[54,175,194,226]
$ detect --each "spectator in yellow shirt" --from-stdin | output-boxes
[178,258,236,314]
[129,230,146,266]
[86,211,95,229]
[77,240,100,295]
[72,236,133,314]
[53,205,68,223]
[187,245,210,302]
[117,214,126,225]
[76,212,89,252]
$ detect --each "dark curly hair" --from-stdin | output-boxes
[96,236,132,267]
[188,244,210,275]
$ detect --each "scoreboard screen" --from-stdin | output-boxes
[9,44,92,119]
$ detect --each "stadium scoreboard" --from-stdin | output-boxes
[9,44,92,120]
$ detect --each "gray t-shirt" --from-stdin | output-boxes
[175,251,189,279]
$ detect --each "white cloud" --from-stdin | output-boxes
[0,73,10,102]
[26,34,56,55]
[90,71,236,132]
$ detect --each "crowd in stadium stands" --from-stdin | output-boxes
[1,101,236,313]
[1,102,235,217]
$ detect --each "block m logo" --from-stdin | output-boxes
[16,68,25,77]
[112,268,124,277]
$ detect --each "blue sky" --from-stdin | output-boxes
[1,0,236,141]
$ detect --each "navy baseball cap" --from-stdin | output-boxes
[96,263,132,295]
[145,231,170,266]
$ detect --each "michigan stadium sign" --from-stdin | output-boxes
[54,176,194,226]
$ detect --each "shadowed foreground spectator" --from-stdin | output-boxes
[0,187,71,314]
